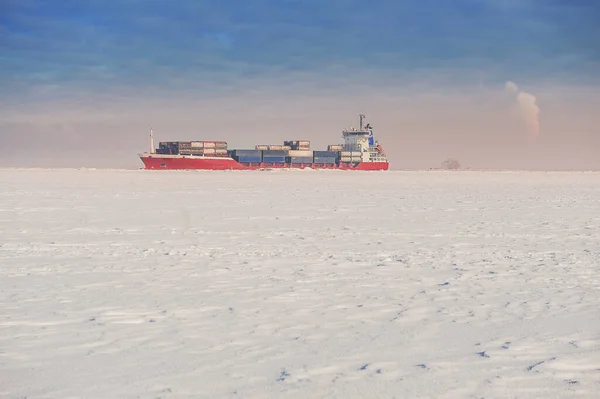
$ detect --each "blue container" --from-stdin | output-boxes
[368,136,375,146]
[236,156,262,163]
[313,156,336,164]
[263,156,286,163]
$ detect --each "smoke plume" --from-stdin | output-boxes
[505,81,540,136]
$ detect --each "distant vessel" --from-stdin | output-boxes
[139,114,389,170]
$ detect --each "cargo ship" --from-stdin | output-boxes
[139,114,389,170]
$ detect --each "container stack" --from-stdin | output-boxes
[176,141,228,156]
[214,141,228,156]
[287,149,313,164]
[231,149,262,163]
[313,151,337,164]
[262,150,287,163]
[156,137,366,166]
[340,151,362,163]
[158,142,181,154]
[256,144,292,151]
[342,143,361,152]
[284,140,310,150]
[267,144,292,150]
[175,141,193,154]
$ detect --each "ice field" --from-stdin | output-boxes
[1,168,600,398]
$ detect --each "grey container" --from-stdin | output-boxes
[313,151,337,158]
[288,156,313,164]
[313,156,336,164]
[232,149,261,157]
[262,150,288,157]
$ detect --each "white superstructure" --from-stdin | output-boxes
[341,114,387,163]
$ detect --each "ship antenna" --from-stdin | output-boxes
[359,114,365,130]
[150,127,155,154]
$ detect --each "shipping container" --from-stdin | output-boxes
[342,144,362,152]
[255,145,269,150]
[328,144,343,151]
[232,149,262,156]
[284,140,311,150]
[262,156,286,163]
[262,150,287,157]
[232,149,262,163]
[313,151,337,158]
[215,149,228,155]
[288,156,313,164]
[340,151,362,157]
[313,156,336,164]
[288,150,313,157]
[191,141,204,148]
[203,142,216,149]
[236,156,262,163]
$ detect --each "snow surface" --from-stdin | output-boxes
[1,168,600,398]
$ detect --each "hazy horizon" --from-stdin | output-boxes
[1,1,598,170]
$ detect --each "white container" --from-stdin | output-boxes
[288,150,313,157]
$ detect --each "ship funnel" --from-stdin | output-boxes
[150,127,155,154]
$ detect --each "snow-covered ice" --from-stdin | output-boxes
[1,168,600,398]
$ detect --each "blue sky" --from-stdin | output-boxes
[2,0,599,98]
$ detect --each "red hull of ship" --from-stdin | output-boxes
[140,155,389,171]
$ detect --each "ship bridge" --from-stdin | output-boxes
[341,114,387,163]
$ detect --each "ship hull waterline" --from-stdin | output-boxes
[139,154,389,171]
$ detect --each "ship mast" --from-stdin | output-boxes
[150,127,155,154]
[359,114,366,131]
